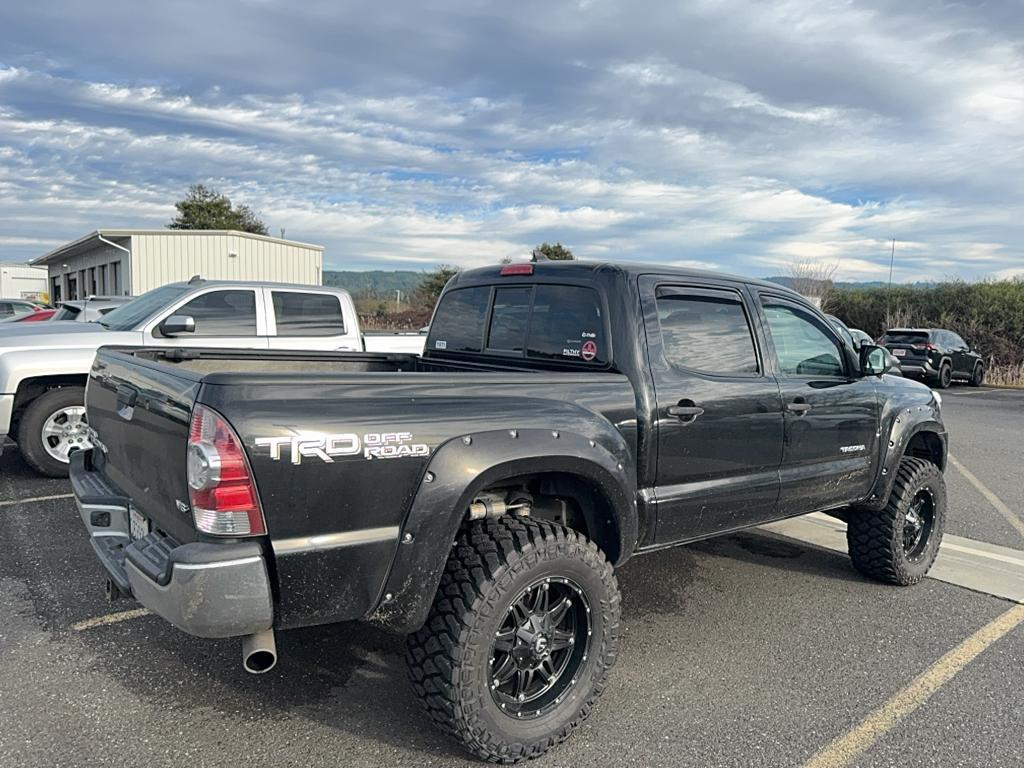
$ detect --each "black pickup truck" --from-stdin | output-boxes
[74,261,948,763]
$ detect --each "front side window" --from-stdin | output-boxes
[272,292,345,337]
[427,286,490,352]
[656,288,758,374]
[173,290,257,337]
[763,301,845,377]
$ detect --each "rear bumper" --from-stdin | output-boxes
[898,361,937,378]
[72,451,273,638]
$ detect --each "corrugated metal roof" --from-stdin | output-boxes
[31,229,324,265]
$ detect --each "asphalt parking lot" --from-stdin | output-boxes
[1,387,1022,767]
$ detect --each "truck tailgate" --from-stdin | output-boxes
[87,349,201,543]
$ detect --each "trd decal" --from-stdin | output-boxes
[255,432,430,464]
[840,444,866,454]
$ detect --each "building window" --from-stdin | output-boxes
[51,278,62,304]
[98,265,107,295]
[111,263,121,295]
[88,267,97,296]
[67,275,78,300]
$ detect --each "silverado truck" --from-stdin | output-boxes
[0,279,424,477]
[74,261,947,763]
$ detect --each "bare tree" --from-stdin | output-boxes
[787,259,839,306]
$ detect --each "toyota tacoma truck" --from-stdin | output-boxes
[0,279,424,477]
[74,261,947,763]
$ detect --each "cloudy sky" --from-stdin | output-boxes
[1,0,1022,280]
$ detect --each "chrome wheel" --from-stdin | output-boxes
[489,576,591,719]
[903,489,935,561]
[41,406,90,464]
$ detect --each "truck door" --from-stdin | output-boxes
[755,293,880,515]
[263,288,361,351]
[640,277,784,543]
[143,287,270,350]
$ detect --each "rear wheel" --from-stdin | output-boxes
[969,362,984,387]
[17,386,90,477]
[935,362,952,389]
[846,457,945,585]
[406,517,620,763]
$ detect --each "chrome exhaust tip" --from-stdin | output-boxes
[242,629,277,674]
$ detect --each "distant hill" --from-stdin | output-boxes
[322,270,424,298]
[765,276,936,290]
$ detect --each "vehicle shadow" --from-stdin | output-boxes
[75,528,863,763]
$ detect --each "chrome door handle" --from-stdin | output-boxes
[785,402,812,414]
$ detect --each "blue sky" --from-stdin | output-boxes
[1,0,1022,280]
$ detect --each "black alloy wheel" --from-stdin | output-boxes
[489,576,591,719]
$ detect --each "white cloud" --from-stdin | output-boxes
[0,1,1022,281]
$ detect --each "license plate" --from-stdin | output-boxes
[129,507,150,540]
[892,348,906,357]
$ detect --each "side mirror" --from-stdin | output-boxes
[160,314,196,336]
[860,344,896,377]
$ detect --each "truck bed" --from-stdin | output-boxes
[85,345,638,629]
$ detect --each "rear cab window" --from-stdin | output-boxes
[881,331,930,345]
[428,283,608,365]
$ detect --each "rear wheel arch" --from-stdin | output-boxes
[370,429,637,633]
[11,374,89,432]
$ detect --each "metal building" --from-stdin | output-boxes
[0,264,48,300]
[32,230,324,302]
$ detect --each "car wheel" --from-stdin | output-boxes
[969,362,984,387]
[846,457,946,586]
[935,362,952,389]
[406,516,620,763]
[17,386,90,477]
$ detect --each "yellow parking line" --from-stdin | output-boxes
[949,453,1024,541]
[804,603,1024,768]
[71,607,151,631]
[0,492,73,507]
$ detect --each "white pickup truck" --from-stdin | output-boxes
[0,278,425,476]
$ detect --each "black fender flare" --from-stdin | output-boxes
[369,427,636,633]
[862,403,946,511]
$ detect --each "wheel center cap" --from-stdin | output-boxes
[533,635,549,656]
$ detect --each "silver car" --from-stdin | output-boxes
[50,296,132,322]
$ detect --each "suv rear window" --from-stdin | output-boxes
[428,284,607,364]
[881,331,929,344]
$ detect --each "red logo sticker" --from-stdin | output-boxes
[581,340,598,361]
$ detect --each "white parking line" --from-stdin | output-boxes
[949,453,1024,541]
[71,607,151,631]
[761,513,1024,604]
[0,493,74,507]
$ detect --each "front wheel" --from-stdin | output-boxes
[846,457,946,585]
[406,517,621,763]
[17,386,90,477]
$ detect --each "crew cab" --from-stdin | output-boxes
[74,261,948,763]
[0,279,424,477]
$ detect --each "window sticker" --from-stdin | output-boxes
[435,339,447,350]
[581,340,598,361]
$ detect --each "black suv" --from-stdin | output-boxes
[880,328,984,388]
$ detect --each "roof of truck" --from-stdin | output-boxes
[456,259,800,296]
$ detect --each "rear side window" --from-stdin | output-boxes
[272,291,346,336]
[176,290,257,337]
[656,288,758,374]
[526,285,606,364]
[429,287,490,352]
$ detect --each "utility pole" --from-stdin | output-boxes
[886,238,896,323]
[395,290,402,312]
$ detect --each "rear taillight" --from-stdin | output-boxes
[913,343,938,351]
[187,404,266,536]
